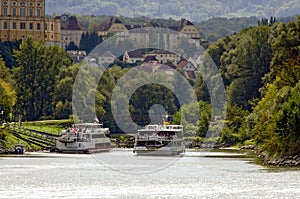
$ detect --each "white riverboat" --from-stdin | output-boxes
[133,115,185,156]
[55,123,111,153]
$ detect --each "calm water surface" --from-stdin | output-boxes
[0,149,299,198]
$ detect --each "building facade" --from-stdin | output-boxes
[0,0,60,44]
[55,14,86,49]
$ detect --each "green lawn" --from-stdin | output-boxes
[21,119,73,135]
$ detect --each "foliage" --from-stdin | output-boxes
[206,25,272,110]
[65,41,79,51]
[220,104,250,146]
[0,40,21,68]
[196,17,257,42]
[173,101,211,137]
[0,79,16,121]
[202,17,300,158]
[79,32,102,54]
[13,37,73,121]
[247,17,300,157]
[0,57,16,120]
[53,64,79,119]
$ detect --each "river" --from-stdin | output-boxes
[0,149,299,198]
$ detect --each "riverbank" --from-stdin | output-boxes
[257,150,300,167]
[227,145,300,167]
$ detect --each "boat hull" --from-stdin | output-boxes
[56,146,112,154]
[133,147,185,156]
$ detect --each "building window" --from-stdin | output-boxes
[20,2,26,6]
[29,2,34,7]
[4,8,8,16]
[3,1,8,6]
[37,2,41,7]
[37,23,41,30]
[30,23,33,30]
[12,1,17,6]
[12,8,17,16]
[20,8,26,17]
[37,9,41,18]
[45,24,47,30]
[4,22,8,29]
[29,9,33,17]
[4,34,7,38]
[13,22,16,29]
[20,23,26,29]
[51,24,53,31]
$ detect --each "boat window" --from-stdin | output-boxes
[92,134,105,139]
[95,143,109,147]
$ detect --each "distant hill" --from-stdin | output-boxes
[46,0,300,22]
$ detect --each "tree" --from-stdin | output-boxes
[213,26,272,110]
[263,17,300,89]
[0,79,16,121]
[13,37,72,120]
[79,32,102,54]
[0,40,21,68]
[275,82,300,156]
[250,17,300,157]
[65,41,79,51]
[173,101,211,137]
[53,64,79,119]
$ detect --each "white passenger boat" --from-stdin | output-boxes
[55,123,111,153]
[133,115,185,156]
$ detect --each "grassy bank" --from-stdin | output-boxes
[21,119,73,135]
[0,127,40,150]
[1,119,73,150]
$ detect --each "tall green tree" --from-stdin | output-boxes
[53,64,79,119]
[0,57,16,120]
[247,17,300,157]
[79,32,102,54]
[13,37,72,120]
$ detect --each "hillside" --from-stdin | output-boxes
[46,0,300,22]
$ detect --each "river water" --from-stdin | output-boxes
[0,149,299,198]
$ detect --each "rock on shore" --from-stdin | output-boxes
[258,151,300,167]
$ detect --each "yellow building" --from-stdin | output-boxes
[45,18,61,46]
[145,49,181,65]
[170,19,200,40]
[97,17,128,39]
[97,17,200,49]
[0,0,60,44]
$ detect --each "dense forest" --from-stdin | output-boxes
[46,0,300,22]
[0,16,299,159]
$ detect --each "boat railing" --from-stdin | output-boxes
[136,134,178,140]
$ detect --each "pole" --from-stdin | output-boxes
[1,111,3,123]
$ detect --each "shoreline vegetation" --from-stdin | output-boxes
[0,16,299,168]
[1,122,299,167]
